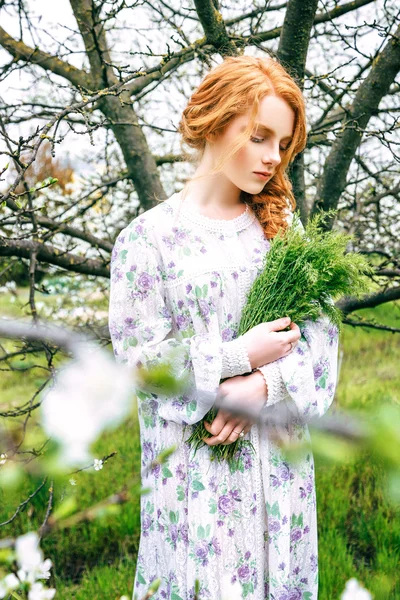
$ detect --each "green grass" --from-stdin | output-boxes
[316,302,400,599]
[1,288,399,599]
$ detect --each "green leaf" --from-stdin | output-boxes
[177,270,184,277]
[169,510,178,523]
[192,480,205,491]
[136,390,151,401]
[52,496,77,521]
[197,525,205,539]
[187,401,197,416]
[195,285,202,298]
[162,466,173,478]
[137,572,146,584]
[270,501,280,518]
[183,247,191,256]
[126,271,135,282]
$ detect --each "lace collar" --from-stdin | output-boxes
[169,192,256,233]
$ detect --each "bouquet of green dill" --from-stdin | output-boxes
[186,211,372,465]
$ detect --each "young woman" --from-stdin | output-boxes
[109,55,339,600]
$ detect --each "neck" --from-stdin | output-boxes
[182,161,244,214]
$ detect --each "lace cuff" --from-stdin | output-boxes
[221,336,252,379]
[256,362,287,407]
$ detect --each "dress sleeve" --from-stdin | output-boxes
[256,317,339,420]
[108,223,251,425]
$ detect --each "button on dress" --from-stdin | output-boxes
[108,192,339,600]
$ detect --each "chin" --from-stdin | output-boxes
[240,183,266,195]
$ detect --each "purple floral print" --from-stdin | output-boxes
[108,191,339,600]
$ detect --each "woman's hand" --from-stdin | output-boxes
[241,317,301,370]
[202,371,268,446]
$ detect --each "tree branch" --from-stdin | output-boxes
[68,0,167,211]
[343,318,400,334]
[193,0,238,56]
[0,25,92,90]
[230,0,376,45]
[337,286,400,314]
[0,237,109,278]
[311,22,400,228]
[277,0,319,224]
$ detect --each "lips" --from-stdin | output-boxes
[253,171,272,179]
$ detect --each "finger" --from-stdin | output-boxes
[282,323,301,344]
[205,410,230,436]
[265,317,291,333]
[220,420,252,445]
[203,418,242,446]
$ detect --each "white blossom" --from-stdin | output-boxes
[94,458,103,471]
[0,453,7,465]
[341,578,373,600]
[40,347,134,466]
[16,532,44,575]
[28,581,56,600]
[0,573,20,598]
[221,572,243,600]
[15,532,53,585]
[69,477,77,485]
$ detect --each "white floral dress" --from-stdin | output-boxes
[108,192,339,600]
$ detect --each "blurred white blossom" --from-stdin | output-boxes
[0,532,56,599]
[15,532,52,584]
[0,453,7,465]
[221,572,243,600]
[69,477,77,485]
[28,581,56,599]
[41,348,134,466]
[0,573,20,598]
[341,578,372,600]
[94,458,103,471]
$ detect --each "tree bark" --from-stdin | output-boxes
[0,237,109,277]
[311,22,400,229]
[69,0,167,211]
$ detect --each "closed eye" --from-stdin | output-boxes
[250,136,288,151]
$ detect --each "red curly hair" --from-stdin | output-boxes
[177,55,307,239]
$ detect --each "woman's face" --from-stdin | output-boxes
[211,94,295,194]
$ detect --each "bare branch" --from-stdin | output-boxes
[193,0,238,56]
[0,237,109,277]
[311,21,400,228]
[277,0,319,223]
[0,25,92,90]
[343,318,400,333]
[337,286,400,314]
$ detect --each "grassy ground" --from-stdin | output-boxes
[317,303,400,599]
[1,286,399,599]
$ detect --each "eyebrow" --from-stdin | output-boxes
[254,123,293,141]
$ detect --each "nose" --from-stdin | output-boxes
[262,141,281,168]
